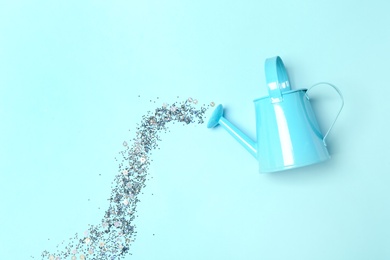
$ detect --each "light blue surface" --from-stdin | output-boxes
[208,57,344,172]
[1,0,390,259]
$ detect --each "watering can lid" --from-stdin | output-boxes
[264,56,291,103]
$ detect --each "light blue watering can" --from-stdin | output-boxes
[208,56,344,173]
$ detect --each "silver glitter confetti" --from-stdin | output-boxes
[41,98,208,260]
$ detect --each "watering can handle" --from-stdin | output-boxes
[306,82,344,145]
[265,56,291,103]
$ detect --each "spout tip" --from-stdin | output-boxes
[207,104,224,128]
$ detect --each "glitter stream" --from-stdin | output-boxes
[41,99,210,259]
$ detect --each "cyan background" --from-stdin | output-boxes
[1,0,389,259]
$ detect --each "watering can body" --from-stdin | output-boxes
[254,89,330,172]
[208,56,344,173]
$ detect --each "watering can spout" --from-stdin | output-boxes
[207,104,257,158]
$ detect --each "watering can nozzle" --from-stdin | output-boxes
[207,104,224,128]
[207,104,257,158]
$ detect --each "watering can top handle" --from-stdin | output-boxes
[264,56,291,103]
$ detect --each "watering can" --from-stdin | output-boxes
[207,56,344,173]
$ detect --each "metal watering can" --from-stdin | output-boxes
[207,56,344,173]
